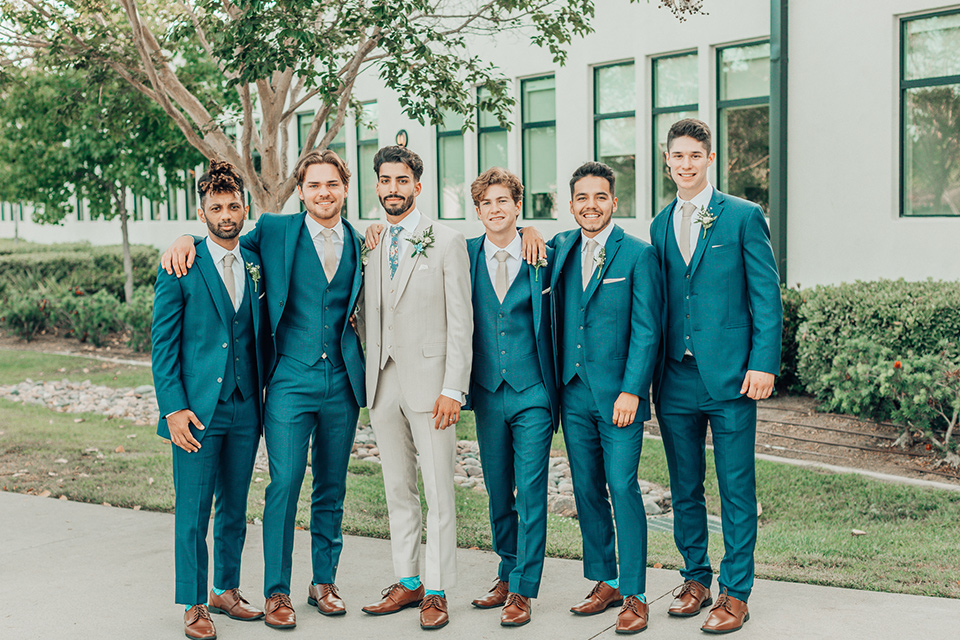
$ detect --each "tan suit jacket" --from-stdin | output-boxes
[361,213,473,412]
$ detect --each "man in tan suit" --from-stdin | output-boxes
[358,146,473,631]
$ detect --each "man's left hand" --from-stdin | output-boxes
[740,370,775,400]
[612,392,639,428]
[432,395,461,430]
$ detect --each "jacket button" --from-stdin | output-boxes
[685,274,690,279]
[501,350,506,355]
[222,343,227,348]
[575,363,580,368]
[217,377,222,383]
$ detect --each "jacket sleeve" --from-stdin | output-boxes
[620,244,663,399]
[151,266,189,419]
[441,232,474,396]
[742,205,783,375]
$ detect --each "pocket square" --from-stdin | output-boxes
[417,264,429,271]
[602,277,625,284]
[541,287,551,295]
[711,244,725,249]
[258,293,265,300]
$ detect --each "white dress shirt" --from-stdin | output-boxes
[672,183,714,257]
[305,214,344,268]
[580,222,615,270]
[483,232,522,291]
[205,237,244,311]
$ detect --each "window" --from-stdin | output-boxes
[185,170,198,220]
[901,10,960,216]
[297,112,314,154]
[595,62,636,218]
[76,197,84,221]
[357,102,380,220]
[717,42,770,212]
[478,85,508,172]
[133,195,143,221]
[652,52,699,214]
[326,116,347,163]
[437,110,467,219]
[521,76,557,219]
[167,183,178,221]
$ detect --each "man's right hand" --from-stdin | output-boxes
[365,224,385,250]
[167,409,205,452]
[161,235,199,277]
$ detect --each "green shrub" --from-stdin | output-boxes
[119,285,153,352]
[777,285,803,393]
[0,289,54,340]
[61,289,123,346]
[797,279,960,399]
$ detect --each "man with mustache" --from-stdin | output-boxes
[357,146,472,631]
[153,160,268,639]
[160,150,366,630]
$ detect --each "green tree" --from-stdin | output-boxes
[0,0,703,213]
[0,62,205,302]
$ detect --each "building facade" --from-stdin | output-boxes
[1,0,958,286]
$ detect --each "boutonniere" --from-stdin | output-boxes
[534,257,548,282]
[360,243,370,269]
[245,262,261,292]
[406,225,435,258]
[594,246,605,280]
[695,206,717,238]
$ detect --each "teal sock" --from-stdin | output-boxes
[425,589,445,597]
[605,578,619,590]
[622,593,646,602]
[212,587,225,596]
[400,576,421,590]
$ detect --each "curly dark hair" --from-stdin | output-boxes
[198,160,245,206]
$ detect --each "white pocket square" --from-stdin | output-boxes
[258,293,265,300]
[711,244,725,249]
[602,277,625,284]
[541,287,551,295]
[417,264,429,271]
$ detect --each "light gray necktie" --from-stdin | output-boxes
[679,201,696,265]
[222,253,237,309]
[321,228,337,281]
[582,238,598,290]
[494,250,510,303]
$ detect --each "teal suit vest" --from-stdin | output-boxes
[219,283,258,402]
[664,217,696,362]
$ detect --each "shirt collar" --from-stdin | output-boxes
[483,232,522,263]
[305,213,343,241]
[391,208,421,234]
[581,222,615,251]
[205,236,242,266]
[675,183,714,222]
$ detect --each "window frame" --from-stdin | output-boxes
[593,60,637,219]
[651,51,700,216]
[356,101,380,220]
[520,74,558,220]
[899,8,960,217]
[436,112,467,220]
[477,84,509,173]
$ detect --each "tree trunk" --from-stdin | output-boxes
[116,188,134,304]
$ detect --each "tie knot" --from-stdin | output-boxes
[223,253,235,268]
[494,250,510,263]
[390,224,403,238]
[321,228,334,239]
[681,202,696,219]
[584,238,598,252]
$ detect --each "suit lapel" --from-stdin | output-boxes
[689,190,725,276]
[283,212,306,298]
[194,242,230,328]
[656,199,676,262]
[583,225,623,305]
[551,231,578,292]
[239,247,259,338]
[527,257,542,338]
[394,215,430,304]
[342,220,363,308]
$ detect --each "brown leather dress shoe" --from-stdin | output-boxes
[419,594,449,630]
[264,593,297,629]
[472,579,509,609]
[615,596,648,634]
[500,593,531,627]
[701,593,749,634]
[308,583,346,616]
[208,588,265,621]
[570,581,623,616]
[361,582,424,615]
[184,604,217,640]
[667,580,713,617]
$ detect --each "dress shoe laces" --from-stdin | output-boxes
[713,593,734,614]
[271,593,293,609]
[421,594,445,611]
[586,581,605,598]
[381,582,405,598]
[672,581,696,598]
[190,605,213,622]
[321,583,340,597]
[621,596,642,614]
[224,588,247,603]
[504,593,527,610]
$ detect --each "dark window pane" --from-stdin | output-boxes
[904,84,960,216]
[720,105,770,212]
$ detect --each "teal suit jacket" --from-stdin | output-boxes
[650,189,782,402]
[235,212,366,407]
[152,241,266,440]
[465,235,560,431]
[550,225,662,423]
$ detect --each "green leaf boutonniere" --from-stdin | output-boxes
[360,243,371,269]
[696,206,717,239]
[407,225,435,258]
[594,246,606,280]
[245,262,261,292]
[534,257,548,281]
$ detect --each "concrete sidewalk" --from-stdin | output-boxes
[1,491,957,640]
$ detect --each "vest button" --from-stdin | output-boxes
[217,377,222,383]
[499,314,503,318]
[686,314,690,318]
[501,369,506,373]
[575,363,580,367]
[685,274,690,279]
[222,343,227,348]
[577,344,581,349]
[686,295,690,300]
[500,332,505,336]
[501,351,506,355]
[685,336,690,340]
[324,325,329,329]
[579,325,583,330]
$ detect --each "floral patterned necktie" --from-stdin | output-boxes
[389,224,402,279]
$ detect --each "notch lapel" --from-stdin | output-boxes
[239,248,260,338]
[583,225,623,305]
[283,212,306,298]
[394,215,430,304]
[689,191,726,277]
[194,242,231,328]
[527,257,542,338]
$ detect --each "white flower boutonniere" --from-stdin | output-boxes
[534,257,548,282]
[245,262,261,292]
[696,206,717,239]
[594,246,606,280]
[407,225,436,258]
[360,244,371,268]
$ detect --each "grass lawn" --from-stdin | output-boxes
[0,349,152,388]
[2,350,958,599]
